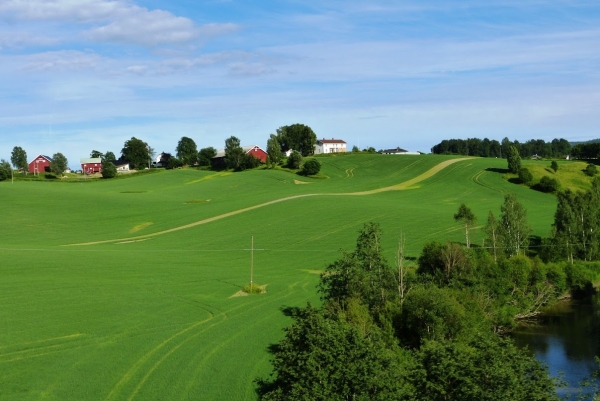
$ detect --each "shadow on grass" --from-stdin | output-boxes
[485,167,509,174]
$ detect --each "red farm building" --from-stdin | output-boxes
[80,158,103,174]
[28,155,53,174]
[211,145,268,169]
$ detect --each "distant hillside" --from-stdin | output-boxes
[570,138,600,146]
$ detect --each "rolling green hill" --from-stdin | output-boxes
[0,154,570,400]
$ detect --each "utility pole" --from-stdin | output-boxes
[250,236,254,290]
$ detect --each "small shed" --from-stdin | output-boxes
[81,158,103,174]
[28,155,53,174]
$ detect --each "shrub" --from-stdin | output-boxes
[538,176,559,193]
[287,151,302,169]
[518,167,533,185]
[301,159,321,176]
[167,157,184,169]
[0,159,11,181]
[101,160,117,178]
[243,283,264,294]
[551,160,559,172]
[585,164,597,177]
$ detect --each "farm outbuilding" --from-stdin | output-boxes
[81,158,102,174]
[211,145,268,168]
[28,155,53,174]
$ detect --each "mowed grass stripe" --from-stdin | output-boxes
[64,158,470,247]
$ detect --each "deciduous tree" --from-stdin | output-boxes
[0,159,11,181]
[224,136,245,170]
[454,203,476,248]
[104,151,116,161]
[276,124,317,156]
[121,137,150,170]
[507,145,521,173]
[176,136,198,165]
[10,146,27,172]
[287,151,302,169]
[90,150,103,158]
[198,147,217,166]
[266,134,283,167]
[50,153,68,176]
[499,193,531,257]
[101,160,117,178]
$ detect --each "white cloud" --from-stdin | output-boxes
[0,31,60,48]
[19,50,103,72]
[0,0,240,46]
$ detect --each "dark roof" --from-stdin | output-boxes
[112,157,130,166]
[317,138,346,144]
[382,147,408,154]
[29,154,53,164]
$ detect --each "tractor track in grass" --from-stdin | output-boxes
[65,158,470,247]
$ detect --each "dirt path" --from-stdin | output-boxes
[64,158,470,246]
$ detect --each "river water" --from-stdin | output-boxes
[512,300,600,399]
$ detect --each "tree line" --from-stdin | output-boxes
[431,137,571,159]
[256,193,600,400]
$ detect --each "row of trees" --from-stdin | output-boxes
[431,137,571,159]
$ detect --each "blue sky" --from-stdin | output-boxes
[1,1,599,168]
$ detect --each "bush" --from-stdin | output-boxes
[287,151,302,169]
[518,167,533,185]
[167,157,184,169]
[0,159,11,181]
[538,176,559,193]
[551,160,559,172]
[301,159,321,175]
[585,164,597,177]
[101,161,117,178]
[243,283,264,294]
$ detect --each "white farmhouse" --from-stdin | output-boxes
[314,138,347,154]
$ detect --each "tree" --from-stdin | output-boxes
[224,136,245,170]
[484,211,500,262]
[90,150,103,158]
[50,153,68,176]
[499,193,531,257]
[550,160,559,172]
[266,134,283,167]
[104,151,116,161]
[276,124,317,156]
[507,145,521,174]
[0,159,11,181]
[167,157,184,169]
[352,145,360,152]
[454,204,476,248]
[198,147,217,167]
[176,136,198,165]
[538,176,559,193]
[518,168,533,186]
[121,137,150,170]
[10,146,27,172]
[101,160,117,178]
[300,159,321,176]
[287,151,302,169]
[256,304,416,400]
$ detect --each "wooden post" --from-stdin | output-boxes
[250,236,254,291]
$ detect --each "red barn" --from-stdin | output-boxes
[28,155,53,174]
[211,145,268,168]
[80,158,103,174]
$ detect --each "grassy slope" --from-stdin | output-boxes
[0,154,578,401]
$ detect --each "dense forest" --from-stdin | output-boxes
[431,137,571,159]
[257,191,600,400]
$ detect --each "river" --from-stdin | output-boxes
[512,300,600,399]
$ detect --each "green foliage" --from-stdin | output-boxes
[454,203,476,248]
[287,150,302,169]
[300,158,321,176]
[243,283,264,294]
[352,145,360,152]
[104,151,116,161]
[49,152,68,176]
[519,167,533,185]
[121,137,150,170]
[414,336,559,401]
[224,136,245,170]
[176,136,198,165]
[198,146,217,166]
[585,164,597,177]
[266,134,283,167]
[10,146,27,172]
[551,160,559,172]
[276,124,317,156]
[256,304,416,401]
[507,145,522,174]
[538,176,559,193]
[101,160,117,179]
[167,157,184,169]
[0,159,12,181]
[90,150,103,158]
[499,193,531,257]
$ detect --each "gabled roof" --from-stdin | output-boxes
[317,138,346,144]
[382,147,408,153]
[28,154,53,164]
[212,145,264,159]
[112,157,130,167]
[80,158,102,164]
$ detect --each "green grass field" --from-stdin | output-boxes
[0,154,584,400]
